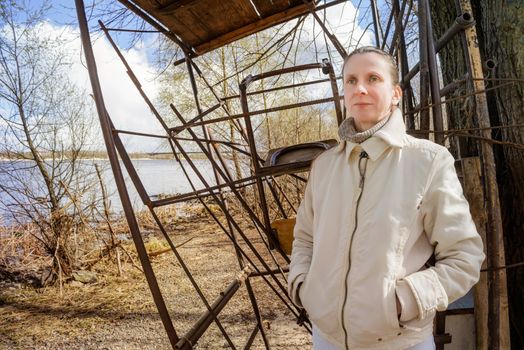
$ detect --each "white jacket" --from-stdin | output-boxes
[288,109,485,350]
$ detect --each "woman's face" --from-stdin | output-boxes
[343,52,402,131]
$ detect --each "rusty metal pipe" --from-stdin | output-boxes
[440,74,468,97]
[244,63,325,87]
[169,101,224,135]
[244,324,260,349]
[147,207,237,350]
[220,76,340,102]
[324,59,344,125]
[174,96,342,133]
[381,1,396,50]
[102,23,240,348]
[483,58,496,73]
[392,0,415,129]
[423,0,444,145]
[175,267,252,350]
[418,0,430,139]
[370,0,383,47]
[206,131,273,350]
[152,181,258,207]
[239,80,278,250]
[113,129,169,139]
[102,19,276,345]
[75,1,179,347]
[389,0,412,56]
[171,136,243,147]
[402,12,475,85]
[250,267,290,277]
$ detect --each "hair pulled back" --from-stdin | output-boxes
[342,46,400,85]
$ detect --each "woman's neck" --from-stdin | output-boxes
[338,112,391,144]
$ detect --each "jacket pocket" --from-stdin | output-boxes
[300,275,340,335]
[384,279,401,329]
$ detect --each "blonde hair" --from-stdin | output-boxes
[342,46,400,85]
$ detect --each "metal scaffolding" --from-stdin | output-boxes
[74,0,508,349]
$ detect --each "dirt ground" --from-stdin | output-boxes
[0,207,311,350]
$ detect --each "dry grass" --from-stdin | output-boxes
[0,202,310,349]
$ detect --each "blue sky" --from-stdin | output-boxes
[27,0,80,25]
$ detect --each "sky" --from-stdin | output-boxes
[7,0,374,153]
[1,0,165,152]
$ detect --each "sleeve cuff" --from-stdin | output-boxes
[289,273,306,307]
[396,279,419,322]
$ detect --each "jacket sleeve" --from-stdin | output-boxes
[397,148,485,321]
[287,164,315,306]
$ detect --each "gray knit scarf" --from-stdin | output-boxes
[338,114,391,144]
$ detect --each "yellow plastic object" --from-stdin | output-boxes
[271,218,296,255]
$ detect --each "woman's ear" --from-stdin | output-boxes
[391,85,403,106]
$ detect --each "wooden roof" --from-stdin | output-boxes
[131,0,315,55]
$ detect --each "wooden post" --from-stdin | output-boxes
[458,1,511,349]
[461,157,488,350]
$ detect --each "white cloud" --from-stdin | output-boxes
[34,22,165,153]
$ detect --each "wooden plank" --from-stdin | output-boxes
[132,0,317,53]
[188,0,258,37]
[128,1,204,45]
[137,0,260,49]
[157,0,198,12]
[252,0,303,17]
[462,157,510,350]
[194,2,314,54]
[461,157,488,350]
[138,0,166,8]
[159,6,208,46]
[458,1,511,349]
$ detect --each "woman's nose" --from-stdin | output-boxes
[356,83,367,95]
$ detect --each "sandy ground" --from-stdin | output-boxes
[0,209,311,350]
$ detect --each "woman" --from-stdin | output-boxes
[288,46,485,350]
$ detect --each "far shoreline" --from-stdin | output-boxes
[0,152,209,161]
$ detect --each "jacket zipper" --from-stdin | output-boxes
[341,150,369,350]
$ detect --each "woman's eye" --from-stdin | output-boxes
[369,75,379,82]
[347,78,356,84]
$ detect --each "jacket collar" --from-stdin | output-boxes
[334,108,406,161]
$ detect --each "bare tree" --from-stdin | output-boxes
[0,0,97,283]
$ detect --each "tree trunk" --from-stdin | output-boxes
[430,1,524,348]
[475,3,524,349]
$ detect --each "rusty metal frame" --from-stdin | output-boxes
[75,1,179,347]
[239,60,341,250]
[74,0,510,348]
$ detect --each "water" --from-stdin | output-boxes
[0,158,226,222]
[108,158,220,211]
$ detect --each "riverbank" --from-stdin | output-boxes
[0,203,309,349]
[0,151,209,161]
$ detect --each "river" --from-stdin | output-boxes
[0,158,229,222]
